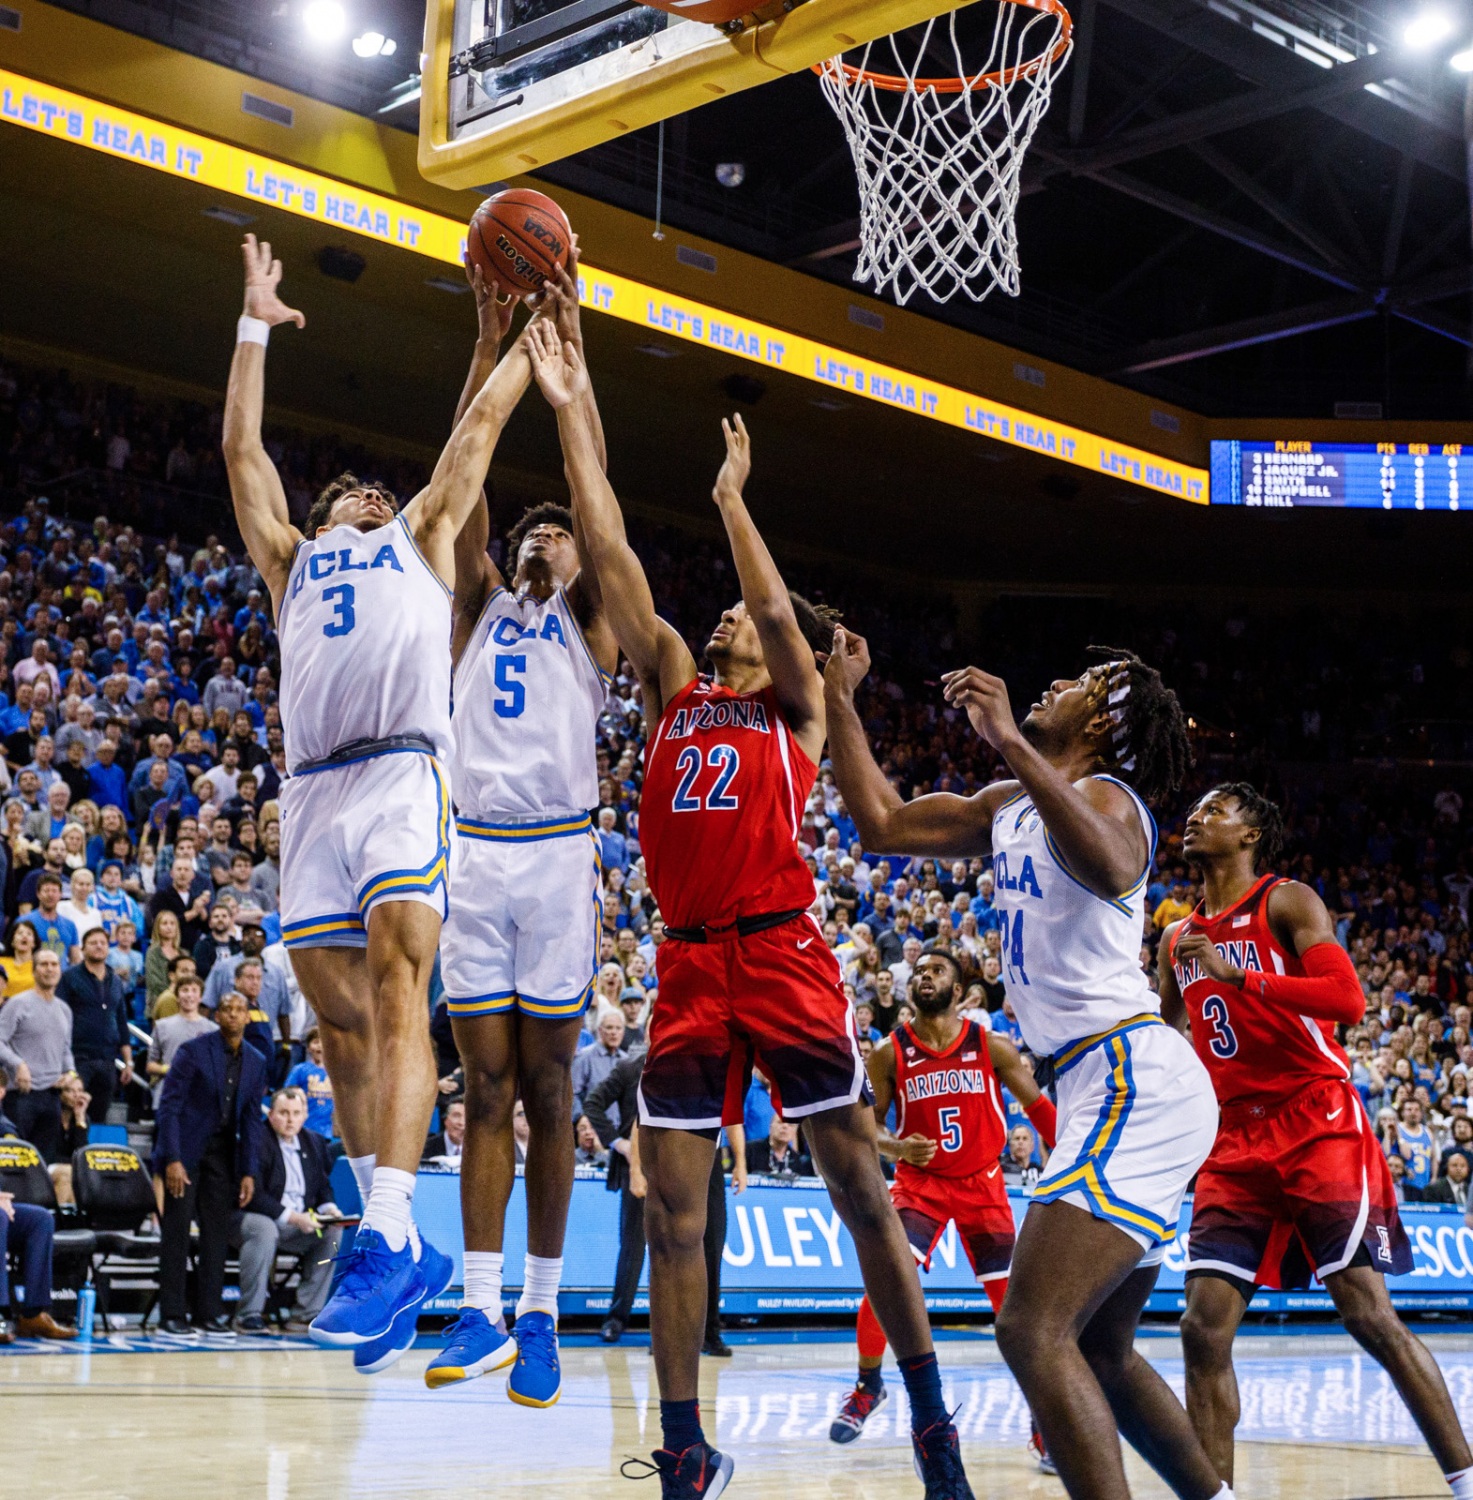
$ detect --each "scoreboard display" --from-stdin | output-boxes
[1210,440,1466,510]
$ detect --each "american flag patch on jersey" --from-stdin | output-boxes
[962,1052,978,1061]
[1232,915,1251,928]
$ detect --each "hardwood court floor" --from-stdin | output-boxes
[3,1331,1467,1498]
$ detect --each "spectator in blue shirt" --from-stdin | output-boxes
[596,806,629,872]
[86,738,127,811]
[127,732,188,803]
[284,1028,335,1139]
[968,870,1001,933]
[1386,1099,1438,1196]
[20,875,79,963]
[744,1070,774,1145]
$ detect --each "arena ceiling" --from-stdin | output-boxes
[46,0,1473,422]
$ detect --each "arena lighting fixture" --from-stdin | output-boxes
[1452,45,1473,68]
[1402,9,1455,48]
[352,31,386,57]
[303,1,348,44]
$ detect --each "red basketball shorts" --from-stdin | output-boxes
[637,915,871,1135]
[891,1162,1015,1282]
[1186,1076,1413,1291]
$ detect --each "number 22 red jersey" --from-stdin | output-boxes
[1169,873,1351,1109]
[640,677,817,931]
[891,1018,1008,1186]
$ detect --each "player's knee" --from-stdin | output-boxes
[1341,1304,1405,1361]
[518,1054,574,1122]
[462,1063,516,1126]
[642,1193,706,1262]
[1179,1301,1236,1372]
[993,1299,1038,1366]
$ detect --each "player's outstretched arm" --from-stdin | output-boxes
[221,235,305,613]
[987,1033,1058,1149]
[942,665,1147,899]
[526,318,694,715]
[450,257,514,658]
[824,627,1004,858]
[405,313,540,589]
[709,416,824,751]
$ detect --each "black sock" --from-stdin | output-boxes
[898,1351,946,1433]
[858,1364,884,1393]
[660,1398,704,1454]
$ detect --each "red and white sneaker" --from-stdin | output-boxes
[829,1381,889,1444]
[1029,1422,1058,1476]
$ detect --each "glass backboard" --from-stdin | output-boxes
[419,0,978,189]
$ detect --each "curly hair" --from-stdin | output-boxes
[789,593,842,657]
[506,503,574,569]
[1086,645,1193,805]
[304,472,399,538]
[1202,781,1285,871]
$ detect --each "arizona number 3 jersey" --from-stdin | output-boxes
[278,513,452,773]
[1170,873,1351,1108]
[640,677,816,931]
[891,1018,1008,1184]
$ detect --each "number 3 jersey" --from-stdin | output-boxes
[1170,873,1351,1109]
[278,512,451,773]
[450,586,609,818]
[641,677,816,931]
[990,773,1159,1058]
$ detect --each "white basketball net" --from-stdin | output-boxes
[817,1,1073,305]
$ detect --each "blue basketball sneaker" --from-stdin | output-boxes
[507,1309,562,1407]
[911,1413,976,1500]
[423,1305,517,1390]
[309,1227,432,1349]
[354,1237,454,1375]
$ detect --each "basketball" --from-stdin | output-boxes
[467,189,572,297]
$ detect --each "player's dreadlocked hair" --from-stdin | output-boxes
[506,503,574,564]
[1086,646,1193,806]
[790,593,842,658]
[305,472,399,537]
[1204,781,1284,872]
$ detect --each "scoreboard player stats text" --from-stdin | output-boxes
[1210,439,1467,510]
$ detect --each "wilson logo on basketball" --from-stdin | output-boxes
[495,234,548,290]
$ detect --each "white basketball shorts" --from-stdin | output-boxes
[440,813,602,1021]
[279,749,453,950]
[1032,1017,1218,1262]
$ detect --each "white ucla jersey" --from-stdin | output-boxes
[990,773,1158,1057]
[278,512,452,772]
[450,585,610,817]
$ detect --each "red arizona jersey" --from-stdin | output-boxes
[892,1019,1008,1184]
[640,677,817,931]
[1170,873,1351,1108]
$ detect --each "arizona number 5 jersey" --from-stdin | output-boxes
[891,1018,1007,1184]
[278,513,452,773]
[1170,873,1350,1108]
[640,677,816,931]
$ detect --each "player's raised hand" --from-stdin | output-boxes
[464,254,515,346]
[712,413,752,507]
[824,625,871,699]
[942,665,1019,752]
[240,234,305,329]
[551,238,586,352]
[897,1133,938,1167]
[1173,930,1244,986]
[525,317,588,410]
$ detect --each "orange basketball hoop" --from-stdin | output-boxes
[814,0,1074,304]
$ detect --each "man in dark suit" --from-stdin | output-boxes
[154,991,267,1337]
[744,1116,815,1179]
[584,1050,647,1347]
[230,1086,342,1333]
[422,1098,466,1162]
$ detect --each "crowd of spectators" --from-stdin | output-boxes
[0,348,1470,1338]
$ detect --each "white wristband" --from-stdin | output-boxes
[237,315,270,347]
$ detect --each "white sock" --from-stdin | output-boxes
[1214,1486,1236,1500]
[516,1254,563,1320]
[360,1167,415,1253]
[1446,1467,1473,1498]
[347,1153,376,1201]
[463,1251,505,1316]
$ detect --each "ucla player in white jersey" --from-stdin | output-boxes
[826,638,1234,1500]
[421,254,618,1406]
[222,236,539,1371]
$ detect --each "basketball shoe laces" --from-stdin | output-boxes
[514,1311,556,1369]
[619,1445,711,1496]
[839,1384,884,1425]
[913,1411,974,1500]
[324,1231,397,1301]
[440,1307,489,1345]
